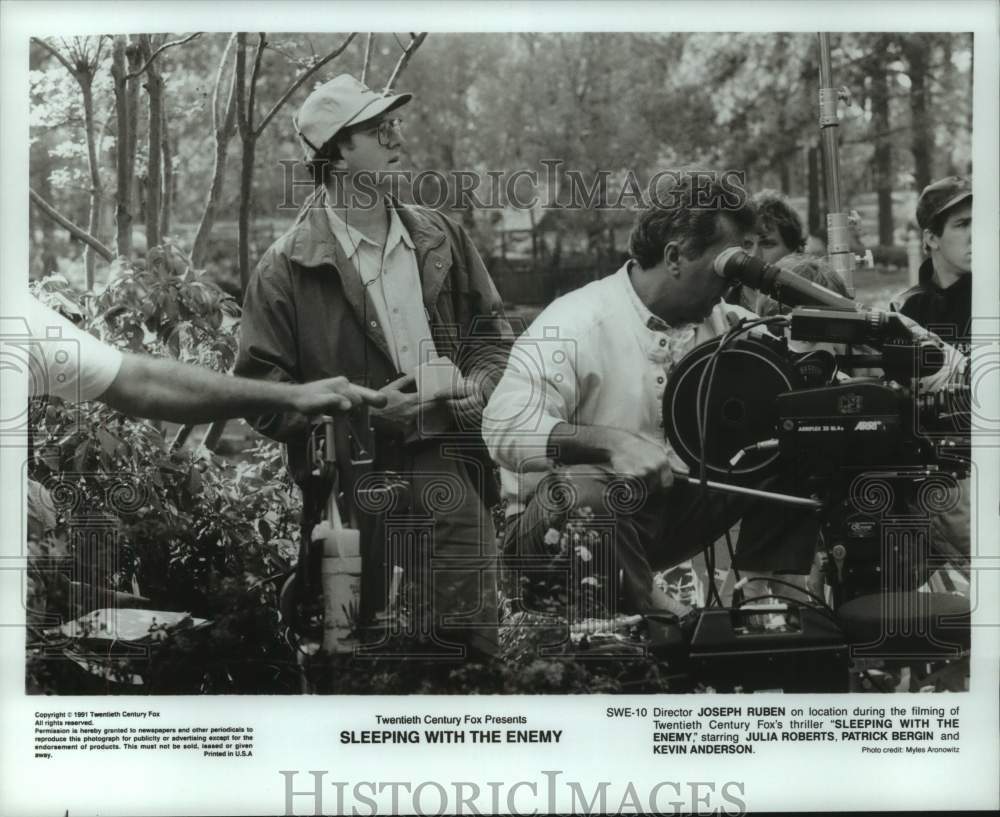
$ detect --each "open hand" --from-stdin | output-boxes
[370,374,423,436]
[293,376,388,415]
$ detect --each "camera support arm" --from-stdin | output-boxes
[672,472,825,510]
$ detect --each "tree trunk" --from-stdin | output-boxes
[776,109,791,194]
[192,35,239,268]
[160,109,173,239]
[903,35,933,191]
[140,35,163,250]
[191,133,234,267]
[126,44,142,218]
[238,137,256,292]
[234,34,254,292]
[202,420,228,452]
[33,144,59,274]
[111,36,134,258]
[79,76,103,289]
[528,206,538,265]
[870,57,894,246]
[777,154,791,195]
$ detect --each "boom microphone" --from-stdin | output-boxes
[713,247,857,311]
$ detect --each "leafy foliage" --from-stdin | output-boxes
[28,256,302,694]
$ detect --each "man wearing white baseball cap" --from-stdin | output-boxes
[236,74,513,660]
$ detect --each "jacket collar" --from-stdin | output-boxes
[286,187,447,268]
[283,186,453,368]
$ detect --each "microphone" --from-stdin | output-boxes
[713,247,857,311]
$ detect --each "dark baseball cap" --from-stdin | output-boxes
[916,176,972,230]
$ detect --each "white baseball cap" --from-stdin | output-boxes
[294,74,411,159]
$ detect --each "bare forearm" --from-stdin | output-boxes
[100,354,307,424]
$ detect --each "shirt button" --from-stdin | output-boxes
[657,375,665,384]
[659,338,667,347]
[435,261,443,269]
[370,321,378,328]
[401,345,409,353]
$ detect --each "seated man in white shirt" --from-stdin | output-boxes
[483,173,773,619]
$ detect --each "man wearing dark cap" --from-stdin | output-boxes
[892,176,973,583]
[235,74,513,659]
[893,176,972,354]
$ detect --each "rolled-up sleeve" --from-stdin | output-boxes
[482,311,583,474]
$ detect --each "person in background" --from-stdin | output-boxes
[728,189,850,317]
[893,176,973,579]
[892,176,972,354]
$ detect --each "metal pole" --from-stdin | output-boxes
[673,472,824,510]
[817,32,856,297]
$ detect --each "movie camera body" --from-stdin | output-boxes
[653,250,971,691]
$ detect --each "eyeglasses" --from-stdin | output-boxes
[350,116,403,147]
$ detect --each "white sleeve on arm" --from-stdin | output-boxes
[481,313,582,473]
[25,298,123,402]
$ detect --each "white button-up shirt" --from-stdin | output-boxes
[482,262,754,514]
[326,203,437,373]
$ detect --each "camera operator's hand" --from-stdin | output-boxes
[292,376,387,415]
[370,374,423,437]
[893,312,942,345]
[893,313,968,389]
[607,430,675,491]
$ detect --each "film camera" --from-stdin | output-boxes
[653,250,971,692]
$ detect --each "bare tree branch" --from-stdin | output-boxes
[361,33,375,83]
[384,33,427,92]
[33,38,77,75]
[246,33,267,134]
[234,34,248,140]
[264,41,312,70]
[125,32,202,79]
[211,34,238,134]
[92,34,109,70]
[253,33,357,137]
[192,36,240,268]
[30,189,115,261]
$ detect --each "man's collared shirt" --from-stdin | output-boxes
[483,262,754,515]
[326,201,436,373]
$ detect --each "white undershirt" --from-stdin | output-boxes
[11,297,124,402]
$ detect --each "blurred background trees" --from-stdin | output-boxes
[29,31,973,302]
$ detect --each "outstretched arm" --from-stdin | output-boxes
[99,355,385,424]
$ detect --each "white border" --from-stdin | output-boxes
[2,2,998,815]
